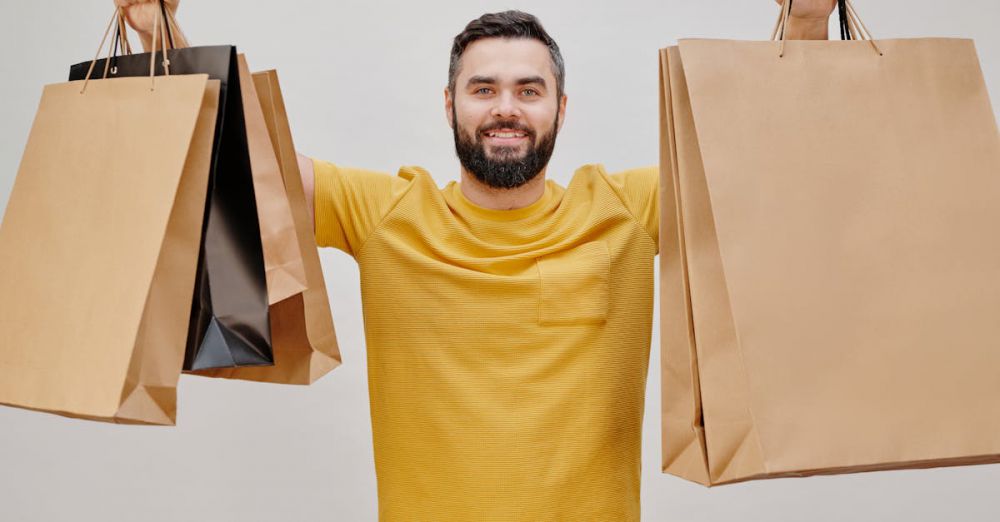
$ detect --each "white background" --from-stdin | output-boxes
[1,1,999,520]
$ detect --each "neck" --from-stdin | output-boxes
[458,168,548,210]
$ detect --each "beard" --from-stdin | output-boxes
[452,107,559,190]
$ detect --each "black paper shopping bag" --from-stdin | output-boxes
[69,37,274,371]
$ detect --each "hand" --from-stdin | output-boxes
[774,0,836,20]
[115,0,180,37]
[774,0,835,39]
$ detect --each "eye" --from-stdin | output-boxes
[475,87,493,95]
[521,88,539,96]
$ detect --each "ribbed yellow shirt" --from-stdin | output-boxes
[313,159,659,521]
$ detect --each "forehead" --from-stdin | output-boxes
[456,37,556,84]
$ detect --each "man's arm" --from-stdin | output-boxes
[297,153,316,233]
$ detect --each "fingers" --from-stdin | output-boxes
[774,0,837,20]
[113,0,179,9]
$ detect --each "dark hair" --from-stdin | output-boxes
[448,10,565,98]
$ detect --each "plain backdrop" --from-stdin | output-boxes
[1,1,999,521]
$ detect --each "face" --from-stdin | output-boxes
[446,37,567,190]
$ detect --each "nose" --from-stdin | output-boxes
[490,91,522,120]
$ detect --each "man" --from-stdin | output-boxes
[120,1,836,519]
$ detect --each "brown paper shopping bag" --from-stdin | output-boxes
[144,5,306,306]
[660,0,1000,485]
[237,54,308,305]
[0,12,219,424]
[188,69,341,384]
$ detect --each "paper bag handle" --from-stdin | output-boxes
[80,1,172,94]
[96,5,172,80]
[117,9,133,55]
[147,2,185,51]
[97,9,135,80]
[772,0,882,57]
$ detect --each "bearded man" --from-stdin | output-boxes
[119,1,836,519]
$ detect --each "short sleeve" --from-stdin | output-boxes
[607,166,659,253]
[312,158,412,258]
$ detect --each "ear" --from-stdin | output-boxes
[444,87,455,129]
[556,94,568,132]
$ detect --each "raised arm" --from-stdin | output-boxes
[297,153,317,233]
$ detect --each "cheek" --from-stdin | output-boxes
[525,105,559,133]
[454,99,492,131]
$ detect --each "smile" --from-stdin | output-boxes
[483,129,529,141]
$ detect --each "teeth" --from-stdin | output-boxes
[487,131,525,138]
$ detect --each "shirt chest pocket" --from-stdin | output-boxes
[535,240,610,326]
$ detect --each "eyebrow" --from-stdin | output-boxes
[466,76,548,88]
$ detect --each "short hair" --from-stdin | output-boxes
[448,10,565,98]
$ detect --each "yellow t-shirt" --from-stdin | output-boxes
[314,159,659,521]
